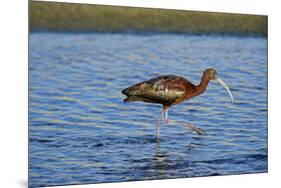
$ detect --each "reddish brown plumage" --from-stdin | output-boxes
[122,70,212,109]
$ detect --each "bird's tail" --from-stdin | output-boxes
[122,83,143,96]
[123,96,140,103]
[122,82,150,103]
[122,85,137,103]
[121,88,130,96]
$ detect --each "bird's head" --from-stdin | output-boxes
[204,68,234,103]
[204,68,217,80]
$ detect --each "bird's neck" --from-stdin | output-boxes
[195,74,210,96]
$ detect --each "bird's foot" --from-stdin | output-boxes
[186,124,207,135]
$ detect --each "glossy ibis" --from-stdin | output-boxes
[122,68,234,141]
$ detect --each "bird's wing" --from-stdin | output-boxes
[123,75,189,104]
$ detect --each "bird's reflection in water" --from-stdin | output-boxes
[151,141,171,177]
[185,141,203,152]
[150,132,205,177]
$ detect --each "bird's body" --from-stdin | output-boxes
[122,74,208,109]
[122,68,233,141]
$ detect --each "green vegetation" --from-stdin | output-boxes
[30,1,267,37]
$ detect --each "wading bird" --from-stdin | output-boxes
[122,68,234,141]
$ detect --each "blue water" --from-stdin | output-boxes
[29,33,267,187]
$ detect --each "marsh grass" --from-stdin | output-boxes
[30,1,267,36]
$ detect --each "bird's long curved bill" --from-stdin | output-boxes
[216,77,234,103]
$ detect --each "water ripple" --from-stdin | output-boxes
[29,33,267,187]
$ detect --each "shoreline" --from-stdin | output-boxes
[29,30,267,38]
[30,1,268,37]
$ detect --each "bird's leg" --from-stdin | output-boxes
[157,109,165,141]
[164,109,170,124]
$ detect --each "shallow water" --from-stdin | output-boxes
[29,33,267,187]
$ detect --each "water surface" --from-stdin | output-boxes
[29,33,267,187]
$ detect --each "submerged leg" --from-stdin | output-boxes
[164,109,169,124]
[157,109,165,141]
